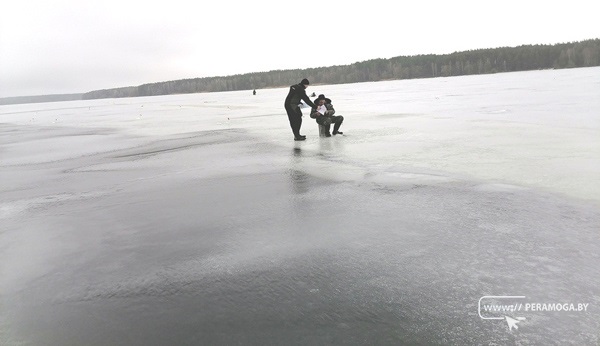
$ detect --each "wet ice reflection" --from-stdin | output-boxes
[1,68,599,345]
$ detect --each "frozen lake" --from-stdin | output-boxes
[1,67,599,345]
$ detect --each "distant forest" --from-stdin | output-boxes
[0,93,82,106]
[82,39,600,100]
[7,39,600,104]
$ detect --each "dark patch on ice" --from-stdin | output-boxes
[111,129,249,159]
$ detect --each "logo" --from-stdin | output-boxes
[478,296,527,331]
[478,295,589,331]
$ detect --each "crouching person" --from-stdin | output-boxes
[310,94,344,137]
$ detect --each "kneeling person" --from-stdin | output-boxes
[310,94,344,137]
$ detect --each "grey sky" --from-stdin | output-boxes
[1,0,598,98]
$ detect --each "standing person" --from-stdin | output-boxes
[284,78,316,141]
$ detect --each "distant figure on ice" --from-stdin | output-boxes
[310,92,316,97]
[284,78,316,141]
[253,89,256,95]
[310,94,344,137]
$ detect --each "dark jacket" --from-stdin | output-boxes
[310,101,335,119]
[285,83,316,108]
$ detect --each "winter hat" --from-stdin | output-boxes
[301,78,310,85]
[317,94,331,103]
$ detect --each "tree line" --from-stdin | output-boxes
[0,93,83,106]
[83,39,600,100]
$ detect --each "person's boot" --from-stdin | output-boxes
[332,117,343,135]
[294,136,306,141]
[324,123,331,137]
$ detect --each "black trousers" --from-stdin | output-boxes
[285,104,303,137]
[316,115,344,134]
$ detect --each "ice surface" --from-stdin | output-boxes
[1,67,599,345]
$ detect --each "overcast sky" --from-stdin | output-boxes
[1,0,598,98]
